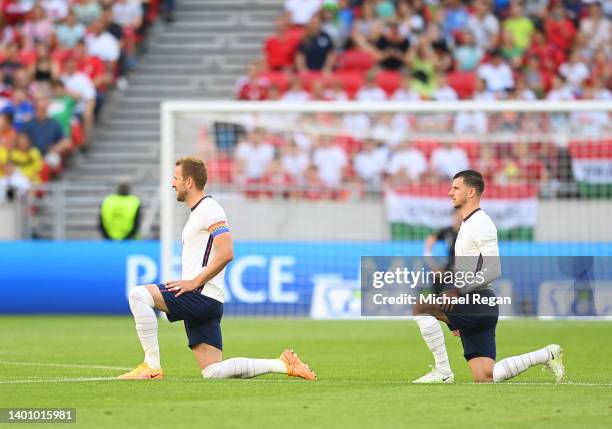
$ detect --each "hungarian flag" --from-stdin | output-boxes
[385,183,538,240]
[569,139,612,198]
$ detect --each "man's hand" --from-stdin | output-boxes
[451,329,461,337]
[164,279,199,297]
[441,287,460,312]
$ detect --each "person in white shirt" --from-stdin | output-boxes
[0,162,31,202]
[85,17,120,62]
[285,0,322,25]
[41,0,68,22]
[281,139,310,181]
[119,156,317,380]
[559,50,590,93]
[61,56,96,140]
[353,139,389,188]
[411,170,565,385]
[112,0,143,29]
[579,2,611,55]
[355,69,387,102]
[477,50,513,93]
[386,141,427,183]
[234,129,275,182]
[454,111,488,135]
[430,142,470,179]
[312,136,348,188]
[466,0,499,50]
[281,76,311,102]
[433,74,458,101]
[392,76,421,101]
[546,74,575,101]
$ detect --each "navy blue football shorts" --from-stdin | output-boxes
[157,284,223,350]
[445,288,499,361]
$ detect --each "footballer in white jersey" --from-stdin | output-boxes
[411,170,564,385]
[118,156,316,381]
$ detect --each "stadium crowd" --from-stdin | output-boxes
[0,0,169,202]
[230,0,611,199]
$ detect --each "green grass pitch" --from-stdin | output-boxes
[0,317,611,429]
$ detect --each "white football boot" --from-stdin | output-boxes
[544,344,565,383]
[412,366,455,384]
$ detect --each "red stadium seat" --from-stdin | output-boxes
[375,70,402,97]
[455,140,480,162]
[336,49,376,71]
[412,139,441,159]
[447,71,476,99]
[259,71,290,92]
[332,71,364,99]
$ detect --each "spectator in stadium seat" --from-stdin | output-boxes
[546,74,575,101]
[559,50,590,94]
[60,56,95,142]
[433,73,458,101]
[430,142,470,180]
[522,56,547,99]
[296,15,336,73]
[391,74,421,100]
[578,1,611,56]
[320,3,343,48]
[353,138,388,189]
[351,0,384,48]
[10,132,43,184]
[477,49,513,94]
[312,136,348,189]
[499,29,523,70]
[0,161,30,202]
[453,31,483,72]
[386,141,427,184]
[235,64,269,100]
[440,0,469,40]
[259,153,295,199]
[49,80,77,139]
[281,139,309,182]
[22,97,70,156]
[592,77,612,100]
[112,0,143,30]
[56,9,86,49]
[0,111,16,148]
[502,2,534,51]
[466,0,499,51]
[322,79,348,100]
[73,0,102,26]
[285,0,323,26]
[0,42,23,87]
[368,21,410,71]
[355,69,387,101]
[544,2,576,54]
[453,109,488,135]
[405,40,437,98]
[86,17,120,63]
[282,75,311,101]
[21,3,55,50]
[570,85,611,137]
[235,129,275,184]
[514,76,537,101]
[41,0,69,22]
[10,89,34,131]
[73,39,110,114]
[264,15,295,71]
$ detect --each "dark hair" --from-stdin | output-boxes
[453,170,485,195]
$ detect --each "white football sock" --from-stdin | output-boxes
[414,315,451,374]
[128,287,161,370]
[493,347,551,382]
[201,358,287,379]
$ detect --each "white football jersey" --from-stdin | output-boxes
[454,208,501,294]
[181,196,229,302]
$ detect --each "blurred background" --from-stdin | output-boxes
[0,0,611,318]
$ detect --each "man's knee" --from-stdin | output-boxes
[129,285,154,306]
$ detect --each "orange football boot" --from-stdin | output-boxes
[117,362,164,380]
[280,349,317,380]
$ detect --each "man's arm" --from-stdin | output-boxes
[165,232,234,297]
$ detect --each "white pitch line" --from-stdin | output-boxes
[0,360,131,371]
[0,377,117,384]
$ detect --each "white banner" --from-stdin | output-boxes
[385,192,538,229]
[571,159,612,184]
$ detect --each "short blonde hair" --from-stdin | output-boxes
[175,156,207,190]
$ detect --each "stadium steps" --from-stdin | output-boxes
[33,0,281,239]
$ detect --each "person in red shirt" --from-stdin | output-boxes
[544,2,576,54]
[264,14,295,71]
[234,63,269,101]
